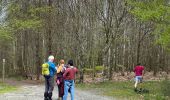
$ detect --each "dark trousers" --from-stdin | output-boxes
[57,77,64,97]
[44,76,54,93]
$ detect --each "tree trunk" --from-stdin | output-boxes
[47,0,53,55]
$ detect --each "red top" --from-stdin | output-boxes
[134,65,144,76]
[63,67,78,80]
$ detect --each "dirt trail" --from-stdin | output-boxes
[0,81,115,100]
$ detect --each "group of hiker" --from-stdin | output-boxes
[42,55,78,100]
[42,55,145,100]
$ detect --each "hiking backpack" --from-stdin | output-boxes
[42,63,50,76]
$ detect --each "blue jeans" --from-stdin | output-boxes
[63,80,74,100]
[135,76,142,83]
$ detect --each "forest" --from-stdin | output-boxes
[0,0,170,82]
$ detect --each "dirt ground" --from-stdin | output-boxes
[0,79,114,100]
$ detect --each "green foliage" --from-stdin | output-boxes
[127,0,170,50]
[29,6,54,15]
[128,0,169,22]
[84,68,93,74]
[84,66,103,74]
[95,66,104,72]
[7,2,43,31]
[155,24,170,48]
[0,26,13,40]
[10,19,42,30]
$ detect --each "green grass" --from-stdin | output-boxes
[76,81,170,100]
[0,82,17,94]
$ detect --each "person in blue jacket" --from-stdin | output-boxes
[44,55,57,100]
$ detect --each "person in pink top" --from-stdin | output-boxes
[133,63,144,90]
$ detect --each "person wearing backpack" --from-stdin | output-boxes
[63,60,78,100]
[56,59,65,100]
[42,55,57,100]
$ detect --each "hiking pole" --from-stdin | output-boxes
[2,59,5,83]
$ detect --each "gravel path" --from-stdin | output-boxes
[0,84,115,100]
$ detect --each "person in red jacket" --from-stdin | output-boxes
[133,63,144,91]
[63,60,78,100]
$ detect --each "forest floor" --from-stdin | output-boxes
[0,79,114,100]
[76,71,170,100]
[83,71,170,83]
[77,81,170,100]
[0,72,169,100]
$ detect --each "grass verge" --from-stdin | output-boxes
[0,82,17,94]
[76,81,170,100]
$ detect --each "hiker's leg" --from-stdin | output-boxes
[44,77,49,99]
[58,84,60,97]
[135,81,138,88]
[49,76,54,100]
[44,92,49,100]
[70,80,75,100]
[63,80,69,100]
[61,80,64,98]
[45,77,49,92]
[48,92,53,100]
[134,76,138,88]
[49,76,54,92]
[138,76,143,89]
[59,80,64,98]
[57,78,60,97]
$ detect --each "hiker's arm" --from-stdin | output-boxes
[142,69,144,77]
[51,63,57,72]
[57,66,62,73]
[75,67,78,73]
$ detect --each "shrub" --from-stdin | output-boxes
[84,68,93,74]
[84,66,104,74]
[95,66,104,73]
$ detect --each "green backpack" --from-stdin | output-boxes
[42,63,50,76]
